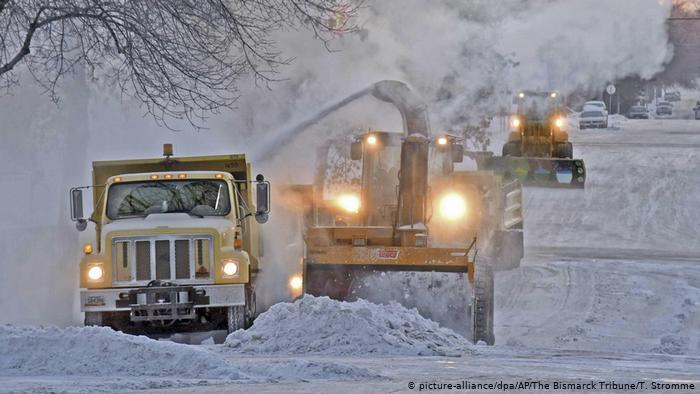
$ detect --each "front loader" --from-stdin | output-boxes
[283,81,523,344]
[478,91,586,188]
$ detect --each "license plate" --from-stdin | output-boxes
[85,295,106,306]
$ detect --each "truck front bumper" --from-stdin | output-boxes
[80,284,245,313]
[579,120,607,128]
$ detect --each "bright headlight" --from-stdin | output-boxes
[337,194,360,214]
[289,274,303,290]
[554,117,565,128]
[511,117,521,128]
[439,193,467,221]
[87,265,104,281]
[222,260,239,276]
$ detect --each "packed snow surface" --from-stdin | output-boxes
[225,295,471,356]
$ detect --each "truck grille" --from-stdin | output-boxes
[112,235,214,284]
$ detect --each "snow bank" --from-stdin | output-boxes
[0,324,380,390]
[0,325,244,380]
[225,295,471,356]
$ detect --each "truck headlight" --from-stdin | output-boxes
[222,260,239,277]
[337,194,360,214]
[87,265,104,281]
[511,117,521,128]
[554,117,565,128]
[439,193,467,221]
[289,274,303,290]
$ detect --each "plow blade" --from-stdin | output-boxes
[478,156,586,188]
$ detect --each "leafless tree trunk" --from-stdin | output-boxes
[0,0,359,128]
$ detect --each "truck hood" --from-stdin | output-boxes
[102,213,234,234]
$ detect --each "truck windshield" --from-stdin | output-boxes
[106,179,231,219]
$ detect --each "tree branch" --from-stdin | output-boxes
[0,7,43,75]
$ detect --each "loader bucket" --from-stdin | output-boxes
[479,156,586,188]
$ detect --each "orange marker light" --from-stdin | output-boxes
[177,174,187,179]
[215,173,225,179]
[164,174,173,180]
[83,243,93,254]
[113,177,122,182]
[150,175,159,180]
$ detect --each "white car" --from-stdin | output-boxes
[583,100,608,116]
[579,109,608,129]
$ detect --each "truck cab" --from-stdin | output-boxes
[70,146,270,333]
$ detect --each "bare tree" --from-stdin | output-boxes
[0,0,359,127]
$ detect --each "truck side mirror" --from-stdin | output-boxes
[350,141,362,160]
[451,143,464,163]
[255,176,270,224]
[70,188,88,231]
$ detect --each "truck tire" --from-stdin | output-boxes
[471,262,495,345]
[553,142,573,159]
[227,306,246,333]
[84,312,103,326]
[502,141,521,157]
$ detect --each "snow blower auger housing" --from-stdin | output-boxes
[278,80,523,345]
[70,146,269,334]
[480,91,586,188]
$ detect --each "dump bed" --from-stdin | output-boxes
[92,154,249,214]
[90,154,261,268]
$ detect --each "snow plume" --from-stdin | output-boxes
[238,0,674,152]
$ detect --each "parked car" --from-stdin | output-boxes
[656,101,673,116]
[664,91,681,102]
[583,100,608,115]
[579,109,608,129]
[627,105,649,119]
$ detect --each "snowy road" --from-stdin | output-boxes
[2,118,700,393]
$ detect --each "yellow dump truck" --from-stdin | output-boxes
[70,145,270,333]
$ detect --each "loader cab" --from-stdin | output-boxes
[507,91,569,158]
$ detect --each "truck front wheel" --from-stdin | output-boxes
[84,311,103,326]
[226,306,246,333]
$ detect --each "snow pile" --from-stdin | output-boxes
[0,325,244,380]
[225,295,471,356]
